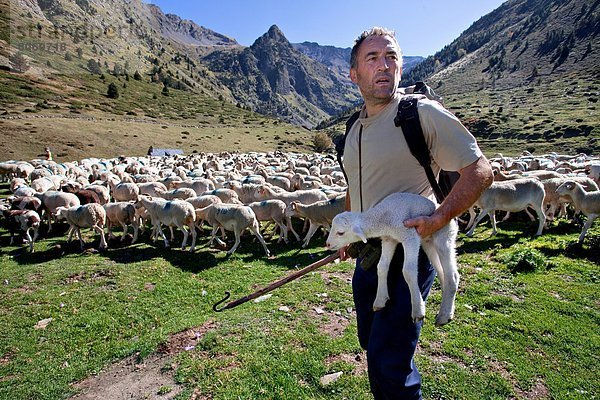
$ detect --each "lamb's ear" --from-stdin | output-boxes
[351,223,368,243]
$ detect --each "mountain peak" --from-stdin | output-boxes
[266,25,285,39]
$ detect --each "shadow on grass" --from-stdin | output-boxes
[2,224,334,277]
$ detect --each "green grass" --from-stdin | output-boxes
[0,184,599,399]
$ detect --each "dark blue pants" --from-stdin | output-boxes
[353,247,436,400]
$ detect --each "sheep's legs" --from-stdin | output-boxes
[154,223,169,248]
[226,230,242,256]
[187,224,197,252]
[275,220,289,244]
[94,225,107,249]
[578,214,598,243]
[532,204,546,236]
[373,239,399,312]
[466,208,493,237]
[286,216,301,242]
[301,222,320,248]
[249,226,270,256]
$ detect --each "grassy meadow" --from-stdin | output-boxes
[0,177,598,399]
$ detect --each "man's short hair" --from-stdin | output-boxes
[350,27,403,69]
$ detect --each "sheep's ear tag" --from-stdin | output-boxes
[352,224,368,243]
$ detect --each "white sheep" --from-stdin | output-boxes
[55,203,108,250]
[285,196,345,248]
[104,202,139,243]
[466,178,546,237]
[34,191,81,232]
[195,203,270,256]
[326,192,458,326]
[556,180,600,243]
[247,199,289,243]
[134,195,197,251]
[155,187,197,201]
[0,207,41,252]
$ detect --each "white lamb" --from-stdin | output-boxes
[556,180,600,243]
[326,192,459,326]
[55,203,108,250]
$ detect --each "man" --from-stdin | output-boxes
[339,27,493,399]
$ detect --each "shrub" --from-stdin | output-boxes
[502,245,546,274]
[312,132,333,152]
[107,82,119,99]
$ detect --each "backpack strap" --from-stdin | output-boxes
[394,96,446,203]
[335,110,360,182]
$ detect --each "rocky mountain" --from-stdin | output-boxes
[0,0,362,127]
[404,0,599,93]
[292,41,424,81]
[201,25,361,127]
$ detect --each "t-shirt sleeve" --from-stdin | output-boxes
[417,99,483,172]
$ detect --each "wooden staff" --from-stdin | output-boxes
[212,252,339,312]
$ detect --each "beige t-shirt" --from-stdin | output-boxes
[343,93,482,212]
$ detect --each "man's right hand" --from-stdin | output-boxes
[338,245,350,261]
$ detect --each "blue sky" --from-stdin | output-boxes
[147,0,507,56]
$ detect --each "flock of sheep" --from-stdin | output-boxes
[0,150,599,256]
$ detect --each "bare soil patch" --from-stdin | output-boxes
[69,320,218,400]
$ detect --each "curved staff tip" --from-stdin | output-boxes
[212,291,231,312]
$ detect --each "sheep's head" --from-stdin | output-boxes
[556,181,577,196]
[325,212,367,250]
[54,206,68,220]
[285,201,300,218]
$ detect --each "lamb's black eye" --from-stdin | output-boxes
[336,231,345,236]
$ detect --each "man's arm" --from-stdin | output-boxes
[404,155,494,237]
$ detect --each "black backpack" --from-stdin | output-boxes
[335,81,459,203]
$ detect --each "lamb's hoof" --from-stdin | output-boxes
[435,313,453,327]
[372,298,388,312]
[412,315,425,324]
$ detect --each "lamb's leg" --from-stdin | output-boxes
[373,239,399,311]
[399,237,426,323]
[426,227,459,326]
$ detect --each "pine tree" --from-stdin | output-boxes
[107,82,119,99]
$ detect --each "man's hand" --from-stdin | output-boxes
[404,213,447,238]
[338,245,350,261]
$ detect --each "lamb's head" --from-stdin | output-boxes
[325,211,367,250]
